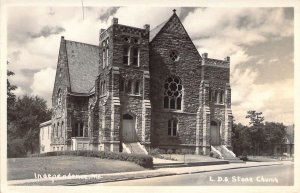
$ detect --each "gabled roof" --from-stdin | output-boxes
[149,11,202,59]
[65,40,99,94]
[150,21,167,42]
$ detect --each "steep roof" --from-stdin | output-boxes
[149,11,202,59]
[65,40,99,94]
[150,21,167,42]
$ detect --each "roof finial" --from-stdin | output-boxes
[173,9,176,13]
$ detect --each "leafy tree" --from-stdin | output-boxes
[246,110,264,126]
[263,122,286,155]
[245,111,265,155]
[7,63,17,122]
[232,122,252,156]
[7,95,51,157]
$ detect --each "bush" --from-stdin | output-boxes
[175,149,181,154]
[149,148,161,156]
[31,150,153,168]
[166,149,173,154]
[240,150,248,161]
[209,152,214,157]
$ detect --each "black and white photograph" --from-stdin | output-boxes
[1,1,299,193]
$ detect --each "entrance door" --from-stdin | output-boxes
[210,121,220,145]
[122,114,135,142]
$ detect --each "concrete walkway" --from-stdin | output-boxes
[7,161,291,186]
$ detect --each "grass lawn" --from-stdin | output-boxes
[8,156,146,180]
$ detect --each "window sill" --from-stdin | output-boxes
[167,135,178,138]
[211,103,225,106]
[120,93,142,97]
[163,109,183,113]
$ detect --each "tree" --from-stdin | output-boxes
[232,122,252,156]
[246,110,264,126]
[264,122,286,155]
[7,95,51,157]
[7,63,17,122]
[246,111,265,155]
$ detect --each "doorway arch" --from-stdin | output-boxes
[122,114,136,142]
[210,120,220,145]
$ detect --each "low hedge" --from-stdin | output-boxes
[31,150,153,168]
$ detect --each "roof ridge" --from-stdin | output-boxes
[65,39,98,47]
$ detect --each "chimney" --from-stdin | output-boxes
[112,17,118,25]
[202,53,208,59]
[225,56,230,62]
[144,24,150,32]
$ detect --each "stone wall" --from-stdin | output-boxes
[149,14,202,150]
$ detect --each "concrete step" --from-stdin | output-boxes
[124,143,147,155]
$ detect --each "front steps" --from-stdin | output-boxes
[123,142,148,155]
[212,145,244,163]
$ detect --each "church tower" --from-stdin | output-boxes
[96,18,151,152]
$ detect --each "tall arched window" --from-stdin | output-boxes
[164,76,183,110]
[61,121,64,137]
[53,124,55,138]
[57,89,62,106]
[74,122,84,137]
[120,77,125,92]
[220,90,224,104]
[102,49,106,69]
[134,80,140,95]
[127,79,132,93]
[168,119,178,136]
[57,122,59,137]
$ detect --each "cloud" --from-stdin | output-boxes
[29,26,65,38]
[6,7,294,125]
[30,68,56,106]
[232,78,293,125]
[98,7,119,22]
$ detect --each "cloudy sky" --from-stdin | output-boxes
[7,6,294,125]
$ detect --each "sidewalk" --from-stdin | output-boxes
[8,161,290,186]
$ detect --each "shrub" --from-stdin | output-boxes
[175,149,181,154]
[240,150,248,161]
[31,150,153,168]
[182,149,190,155]
[149,148,161,156]
[213,153,221,159]
[209,152,214,157]
[166,149,173,154]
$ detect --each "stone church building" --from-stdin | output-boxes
[40,10,233,156]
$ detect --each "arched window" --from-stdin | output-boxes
[214,90,218,103]
[61,121,64,137]
[123,46,130,65]
[127,79,132,93]
[120,77,125,92]
[103,80,106,93]
[75,122,84,137]
[164,76,183,110]
[132,48,139,66]
[134,80,140,95]
[168,119,177,136]
[53,124,55,138]
[209,88,213,102]
[106,47,109,67]
[57,122,59,137]
[57,89,62,106]
[220,90,224,104]
[102,49,106,69]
